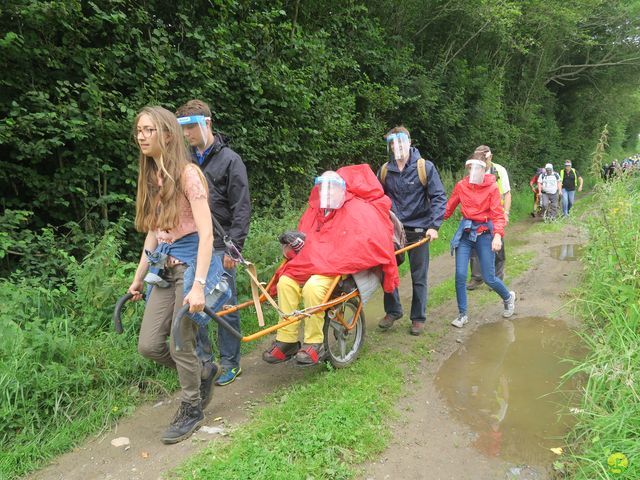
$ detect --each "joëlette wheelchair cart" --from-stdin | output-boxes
[113,235,430,368]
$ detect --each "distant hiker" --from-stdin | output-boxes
[538,163,562,220]
[467,145,510,290]
[176,99,251,388]
[560,160,583,216]
[444,151,516,328]
[529,168,544,217]
[127,106,226,443]
[376,126,447,336]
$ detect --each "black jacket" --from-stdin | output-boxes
[193,133,251,252]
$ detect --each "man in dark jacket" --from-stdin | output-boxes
[376,126,447,336]
[176,100,251,392]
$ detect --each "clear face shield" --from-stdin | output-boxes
[465,159,486,185]
[386,132,411,163]
[177,115,210,150]
[314,171,346,210]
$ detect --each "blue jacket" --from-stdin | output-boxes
[379,147,447,230]
[450,218,494,255]
[146,233,228,326]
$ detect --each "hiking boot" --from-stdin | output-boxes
[378,313,402,330]
[199,361,221,410]
[451,313,468,328]
[410,321,425,336]
[466,278,483,291]
[295,343,325,366]
[161,401,204,444]
[503,291,516,318]
[215,367,242,386]
[262,341,300,364]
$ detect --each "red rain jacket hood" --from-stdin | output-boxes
[444,174,506,237]
[275,164,400,292]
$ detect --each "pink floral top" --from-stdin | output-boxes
[156,165,208,244]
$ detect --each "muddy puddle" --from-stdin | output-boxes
[549,244,583,261]
[436,317,584,465]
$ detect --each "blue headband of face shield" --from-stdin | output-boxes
[314,176,346,186]
[385,132,410,144]
[177,115,209,128]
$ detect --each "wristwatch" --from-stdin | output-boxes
[195,277,206,286]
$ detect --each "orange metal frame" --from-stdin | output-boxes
[216,236,430,343]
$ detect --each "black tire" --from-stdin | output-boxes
[322,297,366,368]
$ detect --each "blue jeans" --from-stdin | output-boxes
[455,231,510,314]
[196,250,241,369]
[384,231,429,323]
[561,189,576,216]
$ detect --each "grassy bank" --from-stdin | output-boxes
[0,210,300,480]
[565,176,639,479]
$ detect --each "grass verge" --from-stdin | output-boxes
[562,176,639,479]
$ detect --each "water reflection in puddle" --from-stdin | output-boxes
[549,244,583,261]
[436,317,583,464]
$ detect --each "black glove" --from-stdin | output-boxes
[278,231,306,252]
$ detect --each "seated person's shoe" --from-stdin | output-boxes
[295,343,325,366]
[161,402,204,444]
[215,367,242,386]
[378,313,402,330]
[200,361,221,409]
[410,321,425,336]
[262,341,300,364]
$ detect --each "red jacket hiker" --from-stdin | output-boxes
[444,174,506,237]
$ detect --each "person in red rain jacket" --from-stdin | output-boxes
[444,152,516,329]
[262,164,399,366]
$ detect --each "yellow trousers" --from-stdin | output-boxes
[275,274,335,344]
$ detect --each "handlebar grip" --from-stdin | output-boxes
[113,293,134,334]
[172,304,243,351]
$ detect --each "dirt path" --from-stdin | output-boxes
[29,217,585,480]
[359,218,586,480]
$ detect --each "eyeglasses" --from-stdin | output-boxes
[136,127,158,139]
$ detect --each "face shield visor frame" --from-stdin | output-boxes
[386,132,411,163]
[177,115,210,149]
[465,159,486,185]
[314,172,347,210]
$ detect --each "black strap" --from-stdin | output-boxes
[210,212,243,261]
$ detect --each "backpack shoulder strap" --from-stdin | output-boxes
[417,158,428,187]
[380,162,389,185]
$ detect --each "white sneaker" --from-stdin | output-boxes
[451,313,468,328]
[503,291,516,318]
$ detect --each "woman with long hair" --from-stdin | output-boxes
[444,151,516,328]
[127,106,224,444]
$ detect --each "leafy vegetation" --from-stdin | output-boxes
[2,0,639,267]
[1,0,639,478]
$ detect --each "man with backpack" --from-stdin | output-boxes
[560,160,583,216]
[176,99,251,392]
[467,145,511,290]
[538,163,562,220]
[376,126,447,336]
